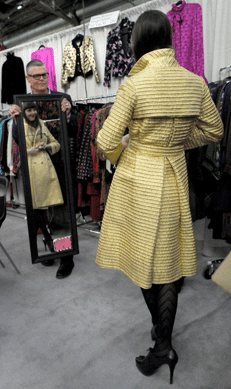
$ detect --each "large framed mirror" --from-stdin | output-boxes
[14,94,79,264]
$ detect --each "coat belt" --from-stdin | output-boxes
[129,143,184,157]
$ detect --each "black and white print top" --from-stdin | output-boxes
[103,17,135,87]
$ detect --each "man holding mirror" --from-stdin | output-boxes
[10,60,78,279]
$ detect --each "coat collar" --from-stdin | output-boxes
[172,0,186,12]
[129,48,177,76]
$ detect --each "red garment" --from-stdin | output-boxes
[91,110,100,183]
[87,181,101,221]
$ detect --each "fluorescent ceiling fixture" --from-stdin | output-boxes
[17,5,23,9]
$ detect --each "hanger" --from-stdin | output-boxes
[6,50,14,58]
[121,17,129,27]
[72,34,83,45]
[38,45,45,49]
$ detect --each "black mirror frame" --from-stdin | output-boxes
[14,94,79,264]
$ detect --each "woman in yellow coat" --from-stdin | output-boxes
[95,10,224,383]
[23,101,63,252]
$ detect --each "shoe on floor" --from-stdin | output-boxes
[56,260,74,279]
[41,259,54,267]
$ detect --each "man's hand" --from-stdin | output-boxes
[61,98,71,116]
[10,104,21,119]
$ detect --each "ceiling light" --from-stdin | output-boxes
[17,4,23,9]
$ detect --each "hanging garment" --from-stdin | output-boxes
[1,53,26,104]
[167,1,207,82]
[76,111,93,181]
[31,46,57,91]
[95,48,223,289]
[61,36,99,88]
[0,117,11,174]
[103,17,135,87]
[94,104,112,210]
[6,119,14,176]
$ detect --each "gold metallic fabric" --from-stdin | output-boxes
[96,49,224,289]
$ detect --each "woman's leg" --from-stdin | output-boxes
[153,280,179,356]
[34,210,52,241]
[141,279,180,354]
[141,284,159,327]
[136,280,180,382]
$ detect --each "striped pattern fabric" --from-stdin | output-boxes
[95,49,224,289]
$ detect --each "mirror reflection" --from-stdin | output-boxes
[15,95,78,262]
[22,101,71,255]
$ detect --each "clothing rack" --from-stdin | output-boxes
[76,212,101,234]
[73,93,116,105]
[43,118,60,123]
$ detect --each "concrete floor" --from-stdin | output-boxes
[0,208,231,389]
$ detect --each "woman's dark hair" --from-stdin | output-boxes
[22,101,40,131]
[132,10,172,61]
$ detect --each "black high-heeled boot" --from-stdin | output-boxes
[135,348,178,384]
[42,238,54,253]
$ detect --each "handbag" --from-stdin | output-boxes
[212,251,231,293]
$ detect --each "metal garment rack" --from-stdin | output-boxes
[73,93,116,105]
[219,65,231,80]
[76,212,101,235]
[43,118,60,123]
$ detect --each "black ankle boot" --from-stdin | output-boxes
[56,258,74,279]
[136,348,178,384]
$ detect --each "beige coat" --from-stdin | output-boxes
[95,49,224,289]
[24,119,64,210]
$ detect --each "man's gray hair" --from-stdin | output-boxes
[26,60,45,75]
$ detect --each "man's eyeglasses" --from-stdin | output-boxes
[27,72,49,80]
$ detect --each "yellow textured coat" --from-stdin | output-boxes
[24,119,64,210]
[95,49,224,289]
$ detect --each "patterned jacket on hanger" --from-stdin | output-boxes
[103,17,135,87]
[61,36,99,88]
[167,0,207,82]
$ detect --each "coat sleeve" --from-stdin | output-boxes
[184,79,224,150]
[97,78,136,164]
[61,46,70,88]
[43,124,61,155]
[87,38,99,83]
[103,32,113,87]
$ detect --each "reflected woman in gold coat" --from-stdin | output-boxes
[23,101,63,252]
